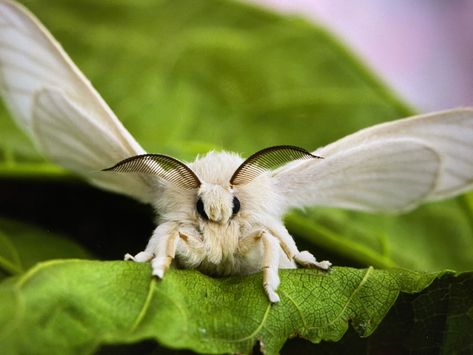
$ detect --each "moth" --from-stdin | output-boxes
[1,0,473,303]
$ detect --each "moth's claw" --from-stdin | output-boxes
[124,253,135,261]
[151,256,170,279]
[265,287,280,303]
[316,260,332,270]
[124,251,154,263]
[295,251,331,271]
[152,268,165,279]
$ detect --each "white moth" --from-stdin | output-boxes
[1,1,473,303]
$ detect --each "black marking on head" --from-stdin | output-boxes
[196,198,208,220]
[232,196,240,215]
[103,154,200,189]
[230,145,322,186]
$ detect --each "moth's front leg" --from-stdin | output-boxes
[269,222,332,270]
[124,222,180,278]
[241,229,281,303]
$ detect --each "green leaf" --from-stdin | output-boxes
[288,272,473,354]
[0,219,91,278]
[0,261,471,354]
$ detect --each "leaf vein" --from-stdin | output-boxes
[327,267,373,327]
[129,279,155,333]
[280,289,307,330]
[227,303,271,343]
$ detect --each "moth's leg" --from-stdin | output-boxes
[124,222,174,262]
[149,230,181,279]
[173,229,206,269]
[124,222,181,278]
[240,229,281,303]
[266,223,299,261]
[270,223,331,270]
[238,230,261,255]
[261,230,282,303]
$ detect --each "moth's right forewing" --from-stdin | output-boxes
[0,0,155,202]
[0,0,89,131]
[32,89,155,202]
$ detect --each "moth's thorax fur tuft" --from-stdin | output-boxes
[191,150,243,184]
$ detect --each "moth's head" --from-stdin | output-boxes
[103,146,320,222]
[196,183,240,224]
[191,151,243,224]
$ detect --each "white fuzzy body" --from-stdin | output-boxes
[150,152,295,276]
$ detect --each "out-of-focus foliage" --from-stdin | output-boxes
[0,218,90,280]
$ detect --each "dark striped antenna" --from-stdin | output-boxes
[103,154,200,189]
[230,145,322,186]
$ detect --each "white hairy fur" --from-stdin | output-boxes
[1,0,473,303]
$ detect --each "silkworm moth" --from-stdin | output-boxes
[1,0,473,302]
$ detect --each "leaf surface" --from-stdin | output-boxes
[2,261,471,354]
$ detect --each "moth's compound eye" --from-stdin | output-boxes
[196,198,208,220]
[232,196,240,215]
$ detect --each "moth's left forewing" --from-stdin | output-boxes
[316,109,473,200]
[273,138,441,213]
[274,109,473,213]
